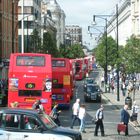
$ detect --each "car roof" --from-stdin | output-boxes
[85,77,94,80]
[86,84,99,87]
[0,107,39,115]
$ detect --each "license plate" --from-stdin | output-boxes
[25,98,36,102]
[91,95,96,100]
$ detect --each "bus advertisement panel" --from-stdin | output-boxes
[8,53,52,114]
[52,58,74,108]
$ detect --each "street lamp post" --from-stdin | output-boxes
[116,4,120,101]
[92,16,108,93]
[92,4,119,100]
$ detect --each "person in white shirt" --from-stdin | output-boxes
[70,98,80,129]
[78,104,86,133]
[94,104,105,136]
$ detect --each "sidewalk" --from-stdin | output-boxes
[102,88,140,131]
[95,68,140,131]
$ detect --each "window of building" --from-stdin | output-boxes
[24,6,32,14]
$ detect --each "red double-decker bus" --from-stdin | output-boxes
[75,58,85,80]
[52,58,74,108]
[8,53,52,114]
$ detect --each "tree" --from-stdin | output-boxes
[42,32,60,57]
[28,29,41,53]
[93,35,118,70]
[59,44,85,59]
[121,35,140,74]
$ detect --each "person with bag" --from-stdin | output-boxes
[70,98,80,129]
[94,104,105,137]
[78,104,86,133]
[50,103,61,126]
[32,100,45,114]
[120,104,130,136]
[130,101,139,127]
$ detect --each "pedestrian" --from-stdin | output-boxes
[94,104,105,137]
[78,104,86,133]
[32,100,44,113]
[110,78,115,94]
[120,104,130,136]
[121,82,126,97]
[86,72,89,78]
[130,101,139,127]
[101,75,105,87]
[70,98,80,129]
[127,81,133,96]
[49,103,61,126]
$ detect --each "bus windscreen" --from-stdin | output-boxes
[52,60,65,67]
[16,56,45,66]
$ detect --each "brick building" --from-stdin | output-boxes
[0,0,19,79]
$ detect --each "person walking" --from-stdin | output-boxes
[70,98,80,129]
[121,82,126,97]
[110,78,115,94]
[50,103,61,126]
[120,104,130,136]
[101,75,105,87]
[78,104,86,133]
[130,101,139,127]
[32,100,44,113]
[94,104,105,137]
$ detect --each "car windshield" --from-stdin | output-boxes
[86,79,94,84]
[87,85,99,92]
[39,113,57,129]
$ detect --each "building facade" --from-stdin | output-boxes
[108,0,140,46]
[0,0,19,79]
[18,0,42,53]
[131,0,140,36]
[65,25,82,45]
[107,0,131,46]
[46,0,65,49]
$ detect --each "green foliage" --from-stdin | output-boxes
[120,35,140,74]
[42,32,59,57]
[28,29,85,59]
[93,35,118,70]
[29,29,41,53]
[29,30,59,57]
[59,44,85,58]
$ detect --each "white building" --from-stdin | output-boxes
[131,0,140,36]
[46,0,66,49]
[107,0,140,46]
[18,0,42,53]
[107,0,131,46]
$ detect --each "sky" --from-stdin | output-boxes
[56,0,120,50]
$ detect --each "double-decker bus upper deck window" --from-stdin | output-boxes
[52,60,65,67]
[16,56,45,66]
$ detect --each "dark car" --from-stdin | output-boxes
[83,77,97,89]
[0,108,82,140]
[84,84,102,102]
